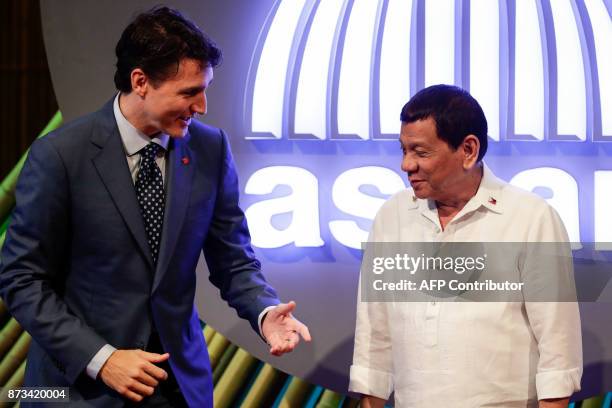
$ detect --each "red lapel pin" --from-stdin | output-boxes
[488,197,497,205]
[181,157,190,165]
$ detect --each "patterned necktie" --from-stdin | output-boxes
[135,142,165,264]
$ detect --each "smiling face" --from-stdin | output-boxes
[399,117,473,201]
[136,58,213,137]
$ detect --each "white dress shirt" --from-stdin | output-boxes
[349,164,582,407]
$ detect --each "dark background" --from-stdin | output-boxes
[0,0,57,178]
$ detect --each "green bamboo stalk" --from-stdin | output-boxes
[0,320,23,359]
[212,344,237,385]
[213,348,258,408]
[240,363,285,408]
[315,389,344,408]
[207,332,230,370]
[0,218,9,236]
[0,332,30,385]
[580,395,605,408]
[0,359,25,408]
[0,190,14,225]
[0,111,63,221]
[277,376,313,408]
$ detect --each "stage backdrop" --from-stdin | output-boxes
[41,0,611,398]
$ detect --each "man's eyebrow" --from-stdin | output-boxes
[179,85,205,94]
[404,141,427,149]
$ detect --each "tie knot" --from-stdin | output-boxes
[140,143,163,162]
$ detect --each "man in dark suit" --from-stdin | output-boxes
[0,6,310,407]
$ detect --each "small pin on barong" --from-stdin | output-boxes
[488,197,497,205]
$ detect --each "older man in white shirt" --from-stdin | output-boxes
[349,85,582,408]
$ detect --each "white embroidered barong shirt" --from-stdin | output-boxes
[349,165,582,407]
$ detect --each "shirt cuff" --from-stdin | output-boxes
[536,367,582,400]
[86,344,117,380]
[348,364,393,400]
[258,305,277,343]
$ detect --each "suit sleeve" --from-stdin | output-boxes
[0,137,107,384]
[203,129,280,334]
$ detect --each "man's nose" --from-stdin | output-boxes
[401,155,417,173]
[192,91,207,115]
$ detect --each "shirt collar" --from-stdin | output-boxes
[415,162,504,224]
[473,162,504,214]
[113,93,170,156]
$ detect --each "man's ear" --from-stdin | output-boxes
[130,68,148,98]
[461,134,481,170]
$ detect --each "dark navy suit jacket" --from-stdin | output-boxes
[0,99,279,407]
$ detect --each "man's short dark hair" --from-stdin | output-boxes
[400,84,488,161]
[114,6,222,92]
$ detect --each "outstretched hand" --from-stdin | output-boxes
[261,301,312,356]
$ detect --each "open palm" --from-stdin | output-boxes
[262,301,312,356]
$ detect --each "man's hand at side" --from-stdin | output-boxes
[262,301,312,356]
[99,349,169,402]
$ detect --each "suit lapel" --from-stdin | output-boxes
[91,100,154,269]
[153,136,194,292]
